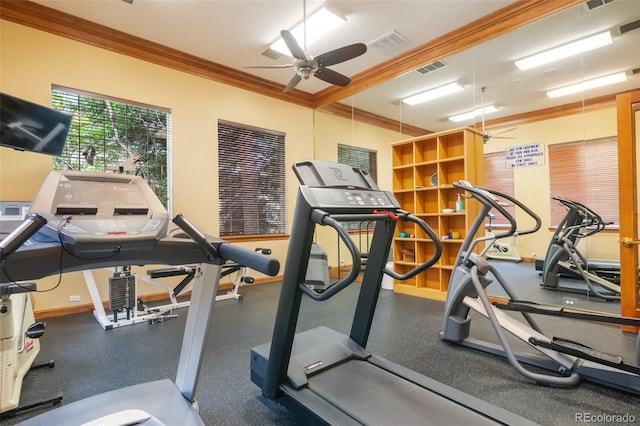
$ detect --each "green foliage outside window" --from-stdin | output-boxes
[51,88,171,207]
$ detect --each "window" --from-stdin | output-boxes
[337,144,378,182]
[218,120,286,237]
[483,152,516,227]
[51,87,171,207]
[548,137,618,227]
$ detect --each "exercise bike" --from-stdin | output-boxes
[485,211,522,262]
[1,214,62,420]
[538,196,621,301]
[440,181,640,394]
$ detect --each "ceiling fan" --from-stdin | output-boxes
[480,86,516,144]
[247,2,367,93]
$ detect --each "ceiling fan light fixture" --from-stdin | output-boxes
[515,31,613,71]
[449,105,498,123]
[546,71,627,98]
[402,82,464,106]
[270,6,346,57]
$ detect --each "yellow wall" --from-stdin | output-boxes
[483,107,619,261]
[0,21,404,313]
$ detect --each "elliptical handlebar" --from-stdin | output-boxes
[454,181,517,239]
[453,181,541,261]
[552,196,606,238]
[455,180,542,237]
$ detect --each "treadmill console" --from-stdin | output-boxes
[293,160,400,211]
[28,171,169,254]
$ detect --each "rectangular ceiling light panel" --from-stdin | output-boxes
[546,72,628,98]
[449,105,498,122]
[515,31,613,71]
[270,7,346,57]
[402,82,464,106]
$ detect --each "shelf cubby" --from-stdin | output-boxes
[392,144,413,167]
[415,189,438,215]
[392,166,414,190]
[391,127,483,300]
[415,137,438,163]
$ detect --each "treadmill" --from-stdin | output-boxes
[250,160,536,425]
[1,170,279,425]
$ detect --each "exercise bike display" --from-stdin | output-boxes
[440,181,640,394]
[538,196,621,300]
[251,160,535,425]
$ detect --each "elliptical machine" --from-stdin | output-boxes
[538,196,620,301]
[440,181,640,394]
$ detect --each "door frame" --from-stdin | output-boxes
[617,89,640,331]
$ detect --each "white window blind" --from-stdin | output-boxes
[218,120,286,236]
[483,151,515,226]
[549,137,618,227]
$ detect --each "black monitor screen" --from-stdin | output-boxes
[0,92,72,156]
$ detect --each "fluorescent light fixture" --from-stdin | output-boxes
[515,31,613,71]
[270,6,346,56]
[449,105,498,123]
[547,72,627,98]
[402,82,465,106]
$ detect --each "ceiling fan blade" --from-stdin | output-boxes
[315,43,367,67]
[280,30,306,60]
[244,64,294,69]
[314,67,351,87]
[492,127,517,136]
[283,74,302,93]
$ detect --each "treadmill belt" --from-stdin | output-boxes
[307,360,499,425]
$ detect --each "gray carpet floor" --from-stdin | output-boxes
[4,261,639,425]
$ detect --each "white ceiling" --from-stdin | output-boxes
[32,0,640,132]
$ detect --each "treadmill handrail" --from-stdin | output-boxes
[298,210,361,301]
[0,213,47,260]
[173,214,279,277]
[383,213,442,280]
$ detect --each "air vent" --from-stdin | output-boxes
[368,31,410,56]
[620,19,640,35]
[262,48,283,60]
[416,61,447,75]
[585,0,614,10]
[632,67,640,75]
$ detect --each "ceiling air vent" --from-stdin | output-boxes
[620,19,640,35]
[416,61,447,75]
[368,31,410,56]
[585,0,614,10]
[262,48,283,60]
[632,67,640,75]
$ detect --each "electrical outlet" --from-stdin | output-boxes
[69,295,81,302]
[531,252,537,258]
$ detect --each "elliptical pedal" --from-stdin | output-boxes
[529,337,640,375]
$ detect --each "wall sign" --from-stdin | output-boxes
[504,143,545,168]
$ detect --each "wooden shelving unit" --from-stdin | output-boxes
[391,127,484,300]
